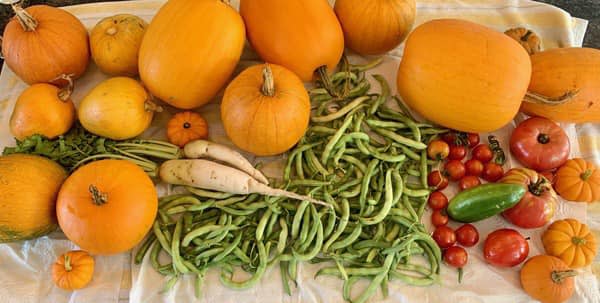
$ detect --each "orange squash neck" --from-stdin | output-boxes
[12,4,38,32]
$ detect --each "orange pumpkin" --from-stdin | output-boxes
[554,158,600,203]
[522,48,600,123]
[56,160,158,255]
[240,0,344,82]
[504,27,541,55]
[396,19,531,133]
[2,4,89,85]
[9,77,76,141]
[139,0,245,109]
[52,250,95,290]
[222,64,310,156]
[334,0,416,55]
[542,218,597,268]
[167,111,209,147]
[520,255,576,303]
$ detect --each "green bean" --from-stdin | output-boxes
[264,211,279,239]
[215,205,257,216]
[232,247,252,264]
[306,148,329,176]
[297,207,311,244]
[293,215,323,261]
[195,272,205,299]
[289,179,331,187]
[171,218,188,274]
[291,201,309,240]
[372,127,427,150]
[420,150,429,188]
[316,266,384,278]
[393,95,416,121]
[153,221,172,256]
[360,159,380,211]
[160,196,202,211]
[181,225,221,247]
[186,187,235,199]
[294,151,305,179]
[369,75,390,115]
[323,199,350,252]
[161,275,180,294]
[158,194,188,207]
[402,195,419,222]
[403,186,430,197]
[284,142,320,180]
[312,96,370,123]
[309,87,329,95]
[360,169,394,225]
[309,126,337,135]
[322,115,354,164]
[280,261,293,295]
[213,232,243,263]
[385,224,401,242]
[214,195,248,207]
[340,155,367,173]
[330,223,362,251]
[381,275,389,299]
[343,276,362,302]
[219,241,267,290]
[288,259,298,282]
[277,218,288,254]
[389,270,437,286]
[353,240,392,250]
[255,208,272,241]
[135,234,156,264]
[299,205,320,252]
[352,254,395,303]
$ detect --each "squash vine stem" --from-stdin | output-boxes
[11,4,38,31]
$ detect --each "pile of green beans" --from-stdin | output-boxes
[135,57,447,302]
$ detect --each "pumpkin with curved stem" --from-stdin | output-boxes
[222,64,310,156]
[90,14,147,76]
[1,4,89,85]
[334,0,415,55]
[139,0,245,109]
[520,255,576,303]
[167,111,209,147]
[56,160,158,255]
[554,158,600,203]
[52,250,95,290]
[240,0,344,82]
[542,218,597,268]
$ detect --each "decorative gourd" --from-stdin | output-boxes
[0,154,66,242]
[504,27,541,55]
[240,0,344,82]
[396,19,531,133]
[78,77,161,140]
[56,160,158,255]
[334,0,415,55]
[554,158,600,203]
[520,255,576,303]
[90,14,147,76]
[167,111,209,147]
[52,250,95,290]
[139,0,245,109]
[542,218,597,268]
[9,76,75,141]
[1,4,89,85]
[222,64,310,156]
[522,47,600,123]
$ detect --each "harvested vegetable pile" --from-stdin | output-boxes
[136,59,446,302]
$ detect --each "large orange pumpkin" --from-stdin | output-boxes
[240,0,344,82]
[222,64,310,156]
[396,19,531,133]
[138,0,245,109]
[522,47,600,123]
[2,4,89,85]
[56,160,158,255]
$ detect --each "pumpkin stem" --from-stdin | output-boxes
[11,4,38,32]
[144,100,163,113]
[89,185,108,206]
[53,74,75,101]
[551,270,578,283]
[572,236,587,245]
[317,65,338,98]
[523,90,579,105]
[580,169,593,181]
[261,64,276,97]
[106,26,118,36]
[64,255,72,272]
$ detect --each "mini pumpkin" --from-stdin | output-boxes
[542,218,597,268]
[555,158,600,203]
[520,255,576,303]
[166,111,209,147]
[52,250,95,290]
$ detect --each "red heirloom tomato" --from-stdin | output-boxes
[500,168,557,228]
[510,117,570,172]
[484,229,529,267]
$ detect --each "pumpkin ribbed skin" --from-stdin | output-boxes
[397,19,531,133]
[0,154,67,242]
[56,160,158,255]
[240,0,344,82]
[139,0,245,109]
[522,47,600,123]
[542,219,597,268]
[555,158,600,203]
[222,64,310,156]
[2,5,89,85]
[520,255,576,303]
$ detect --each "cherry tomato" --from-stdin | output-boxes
[472,144,494,163]
[443,246,469,283]
[442,132,458,145]
[444,160,466,181]
[467,133,480,148]
[427,140,450,160]
[456,224,479,247]
[510,117,570,172]
[484,229,529,267]
[458,176,481,191]
[433,226,456,249]
[482,163,504,182]
[449,145,467,160]
[431,209,449,227]
[465,159,484,177]
[428,191,448,210]
[428,171,449,190]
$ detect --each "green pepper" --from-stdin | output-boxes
[447,183,526,222]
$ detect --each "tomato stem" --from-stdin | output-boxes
[528,178,548,196]
[551,270,577,284]
[89,185,108,206]
[537,133,550,144]
[261,64,275,97]
[581,169,593,181]
[64,255,72,272]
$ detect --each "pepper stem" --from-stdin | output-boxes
[64,255,72,272]
[581,169,593,181]
[11,4,37,31]
[261,64,275,97]
[523,90,579,105]
[89,185,108,206]
[551,270,578,283]
[52,74,75,101]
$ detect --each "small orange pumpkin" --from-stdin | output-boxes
[2,4,89,85]
[56,160,158,255]
[166,111,209,147]
[520,255,576,303]
[554,158,600,203]
[542,218,597,268]
[222,64,310,156]
[52,250,95,290]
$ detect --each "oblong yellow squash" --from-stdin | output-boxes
[397,19,532,133]
[138,0,245,109]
